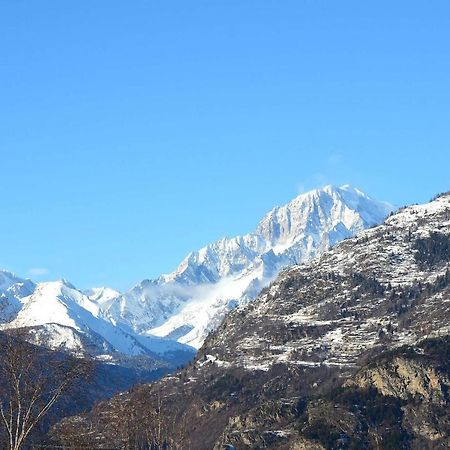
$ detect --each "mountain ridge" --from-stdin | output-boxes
[0,278,195,367]
[0,185,392,360]
[102,184,393,348]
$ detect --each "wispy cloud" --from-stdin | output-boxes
[28,267,50,277]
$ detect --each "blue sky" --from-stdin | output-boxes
[1,1,449,290]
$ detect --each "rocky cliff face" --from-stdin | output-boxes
[52,192,450,449]
[348,354,449,404]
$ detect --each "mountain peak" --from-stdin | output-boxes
[255,185,392,247]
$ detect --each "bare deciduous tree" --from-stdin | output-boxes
[0,329,92,450]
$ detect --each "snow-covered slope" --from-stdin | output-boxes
[84,287,120,308]
[102,185,393,348]
[0,280,194,363]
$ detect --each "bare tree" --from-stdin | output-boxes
[0,328,92,450]
[106,390,190,449]
[56,384,192,450]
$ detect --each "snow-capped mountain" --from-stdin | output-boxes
[101,185,393,348]
[0,185,392,357]
[0,278,194,365]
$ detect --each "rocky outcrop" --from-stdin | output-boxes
[348,357,449,404]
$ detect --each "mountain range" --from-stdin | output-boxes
[53,191,450,449]
[0,185,392,363]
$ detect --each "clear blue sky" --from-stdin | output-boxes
[1,1,449,290]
